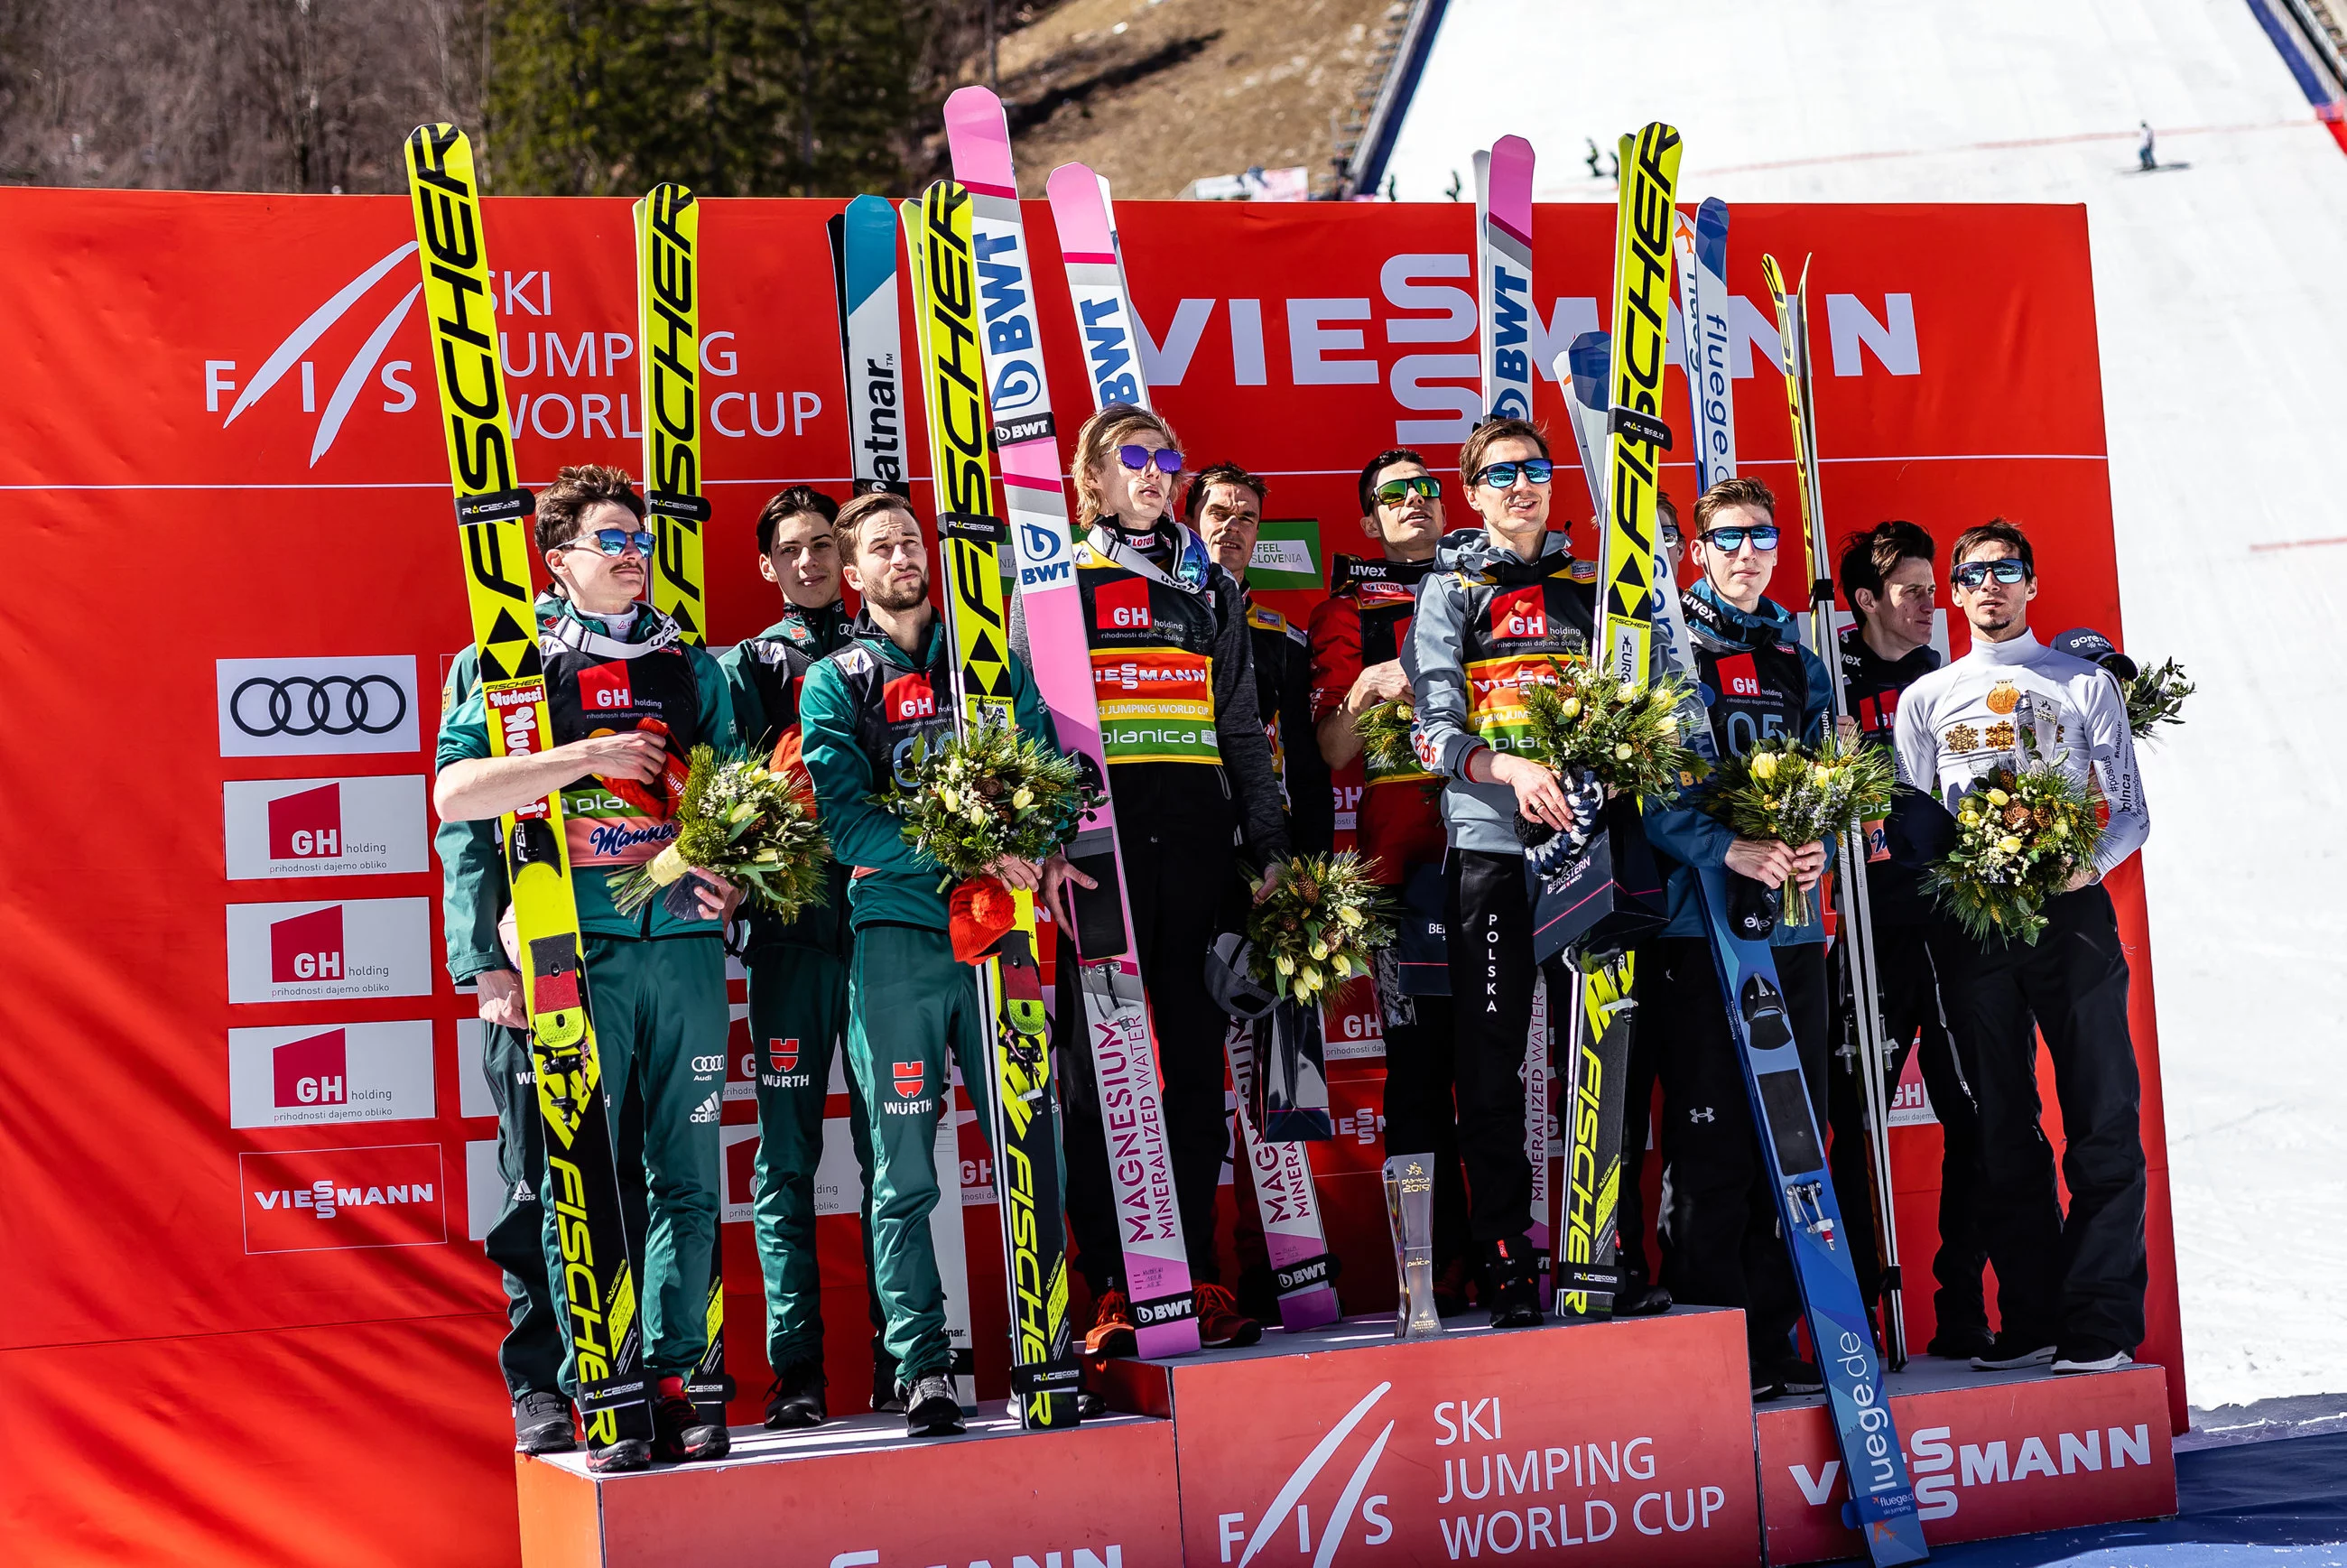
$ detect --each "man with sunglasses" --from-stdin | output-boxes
[1636,475,1839,1400]
[1892,519,2150,1377]
[1405,417,1599,1327]
[435,464,741,1471]
[1825,520,1994,1361]
[1312,447,1472,1310]
[718,484,904,1428]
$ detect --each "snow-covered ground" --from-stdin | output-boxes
[1389,0,2347,1412]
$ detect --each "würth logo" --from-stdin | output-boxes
[894,1061,924,1099]
[1714,653,1761,699]
[274,1029,348,1109]
[272,905,345,983]
[769,1038,800,1074]
[1489,586,1546,641]
[267,782,343,859]
[1094,575,1152,631]
[885,673,937,721]
[578,660,635,712]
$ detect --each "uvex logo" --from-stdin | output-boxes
[885,673,937,721]
[1489,586,1546,641]
[578,661,635,712]
[209,244,424,467]
[1219,1381,1397,1566]
[1714,653,1761,699]
[1095,575,1151,630]
[272,905,345,983]
[268,783,342,858]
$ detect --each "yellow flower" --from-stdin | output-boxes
[967,805,988,825]
[1619,681,1641,701]
[1338,905,1365,929]
[1276,953,1296,977]
[1751,753,1779,781]
[1997,835,2024,854]
[1985,788,2010,807]
[1558,697,1582,719]
[2047,821,2068,840]
[1298,967,1324,992]
[1309,940,1329,961]
[1012,787,1034,809]
[939,787,960,812]
[1960,810,1981,827]
[1614,743,1634,761]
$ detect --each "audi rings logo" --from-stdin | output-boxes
[218,656,420,757]
[691,1054,727,1075]
[232,674,408,738]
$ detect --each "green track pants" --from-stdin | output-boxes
[846,923,997,1382]
[541,933,727,1392]
[746,942,890,1378]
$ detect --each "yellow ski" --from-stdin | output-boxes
[635,182,710,643]
[1596,123,1683,687]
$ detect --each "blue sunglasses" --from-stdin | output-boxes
[561,527,657,558]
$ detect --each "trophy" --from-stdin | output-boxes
[1383,1153,1444,1340]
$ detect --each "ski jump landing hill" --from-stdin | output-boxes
[0,42,2251,1567]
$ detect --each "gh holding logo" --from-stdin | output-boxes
[274,1029,348,1109]
[272,905,345,983]
[268,782,342,859]
[1489,586,1546,641]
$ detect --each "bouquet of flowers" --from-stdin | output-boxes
[887,722,1098,886]
[2123,657,2194,743]
[1700,735,1896,927]
[608,745,830,920]
[1924,764,2105,946]
[1354,698,1420,776]
[1520,656,1704,802]
[1245,852,1396,1007]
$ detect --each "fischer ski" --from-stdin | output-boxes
[403,124,653,1458]
[1762,252,1907,1369]
[945,87,1215,1353]
[828,192,979,1409]
[904,181,1082,1428]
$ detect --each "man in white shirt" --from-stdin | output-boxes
[1892,519,2149,1377]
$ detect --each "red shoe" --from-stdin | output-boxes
[651,1375,729,1463]
[1196,1283,1263,1349]
[1085,1288,1138,1358]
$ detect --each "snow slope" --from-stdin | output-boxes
[1388,0,2347,1409]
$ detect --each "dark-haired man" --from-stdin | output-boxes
[435,463,741,1471]
[1311,447,1471,1307]
[719,484,899,1426]
[1827,520,1991,1359]
[1893,518,2150,1377]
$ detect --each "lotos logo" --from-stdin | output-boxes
[1094,575,1152,631]
[1714,653,1761,699]
[271,905,345,983]
[770,1038,800,1074]
[273,1029,348,1109]
[266,782,343,859]
[885,673,937,722]
[894,1061,924,1099]
[240,1142,447,1254]
[1490,586,1547,641]
[578,660,635,712]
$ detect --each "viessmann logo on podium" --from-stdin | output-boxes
[239,1142,448,1255]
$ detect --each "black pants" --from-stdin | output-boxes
[1647,937,1828,1359]
[1060,813,1237,1291]
[1444,849,1566,1246]
[1826,921,1990,1334]
[1376,948,1468,1269]
[481,1022,568,1399]
[1614,947,1663,1285]
[1943,885,2146,1351]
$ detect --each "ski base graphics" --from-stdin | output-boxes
[1226,1021,1341,1332]
[1693,864,1927,1567]
[1555,949,1637,1319]
[404,123,652,1452]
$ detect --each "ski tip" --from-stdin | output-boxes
[944,84,1006,118]
[943,88,1016,186]
[1495,132,1535,161]
[1699,194,1730,225]
[846,191,895,221]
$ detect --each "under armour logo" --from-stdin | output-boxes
[1688,1107,1717,1123]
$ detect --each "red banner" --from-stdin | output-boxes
[0,187,2178,1568]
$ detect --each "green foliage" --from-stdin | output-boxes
[1701,734,1896,928]
[1245,852,1396,1007]
[487,0,920,196]
[1519,656,1703,803]
[1354,699,1418,775]
[886,722,1098,885]
[608,745,831,918]
[2124,657,2193,743]
[1924,764,2104,947]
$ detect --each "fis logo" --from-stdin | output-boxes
[267,782,343,859]
[1216,1381,1397,1566]
[885,673,937,721]
[1094,575,1152,631]
[578,661,636,712]
[689,1091,722,1125]
[1489,586,1547,641]
[209,243,425,468]
[1714,654,1762,700]
[272,905,346,983]
[274,1029,348,1109]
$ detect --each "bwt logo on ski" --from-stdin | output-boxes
[240,1143,447,1255]
[1489,586,1547,641]
[274,1029,348,1109]
[578,661,635,711]
[272,905,348,984]
[1714,653,1762,699]
[1095,576,1152,631]
[885,674,937,721]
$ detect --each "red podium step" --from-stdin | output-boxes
[1756,1356,2175,1563]
[515,1410,1181,1568]
[1098,1310,1766,1566]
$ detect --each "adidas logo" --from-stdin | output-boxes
[689,1091,722,1125]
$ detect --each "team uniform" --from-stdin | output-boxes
[719,601,899,1409]
[1827,624,1991,1353]
[1893,629,2150,1368]
[436,594,739,1419]
[1638,580,1834,1381]
[1246,597,1335,856]
[796,611,1063,1389]
[1016,516,1291,1313]
[1404,527,1597,1307]
[1309,554,1468,1290]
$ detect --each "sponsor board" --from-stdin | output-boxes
[226,1020,435,1127]
[1756,1363,2175,1563]
[239,1142,447,1254]
[464,1137,501,1244]
[222,775,428,878]
[1110,1310,1759,1565]
[216,655,420,757]
[225,897,432,1003]
[1887,1044,1937,1128]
